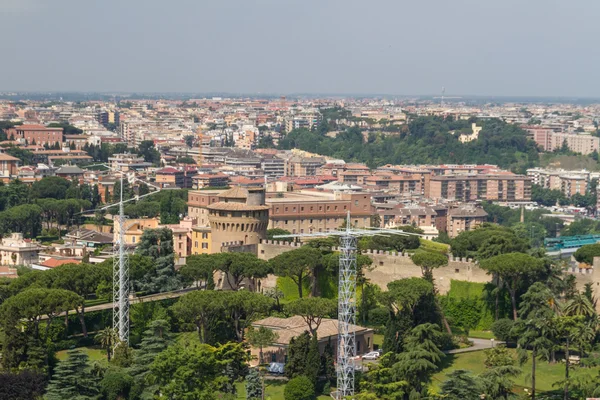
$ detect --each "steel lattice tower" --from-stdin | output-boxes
[112,174,130,344]
[275,212,418,399]
[337,231,357,399]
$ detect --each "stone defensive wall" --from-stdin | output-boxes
[257,240,486,294]
[257,240,600,300]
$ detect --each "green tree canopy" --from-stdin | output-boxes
[285,297,337,334]
[270,247,322,298]
[480,253,545,320]
[573,243,600,265]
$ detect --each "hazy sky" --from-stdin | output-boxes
[1,0,599,96]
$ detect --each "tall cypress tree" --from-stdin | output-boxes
[320,337,335,386]
[285,331,310,379]
[305,333,320,386]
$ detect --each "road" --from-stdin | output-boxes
[446,338,504,354]
[40,287,195,320]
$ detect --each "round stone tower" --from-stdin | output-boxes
[207,186,269,251]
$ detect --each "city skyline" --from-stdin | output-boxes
[1,0,599,97]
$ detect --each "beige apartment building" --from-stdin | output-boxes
[526,126,599,155]
[447,206,488,238]
[364,173,431,197]
[551,133,599,155]
[285,156,326,177]
[526,168,588,197]
[429,174,531,202]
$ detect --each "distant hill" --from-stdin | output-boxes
[277,116,540,172]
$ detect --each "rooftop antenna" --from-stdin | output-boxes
[275,213,421,400]
[433,87,462,108]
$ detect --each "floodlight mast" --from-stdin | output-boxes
[274,212,417,399]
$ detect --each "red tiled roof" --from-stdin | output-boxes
[156,167,181,174]
[41,258,81,268]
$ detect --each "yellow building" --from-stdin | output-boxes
[113,217,159,246]
[191,226,212,254]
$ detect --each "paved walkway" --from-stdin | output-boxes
[39,287,195,320]
[446,338,504,354]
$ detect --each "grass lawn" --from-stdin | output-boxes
[419,239,450,253]
[235,379,331,400]
[277,272,337,303]
[468,330,495,340]
[373,334,384,348]
[431,349,600,394]
[56,346,107,362]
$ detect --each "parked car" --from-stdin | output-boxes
[361,351,381,360]
[267,362,284,375]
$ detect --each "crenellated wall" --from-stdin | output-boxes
[257,240,486,294]
[254,241,600,305]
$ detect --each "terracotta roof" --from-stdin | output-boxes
[0,153,20,161]
[218,186,249,199]
[41,258,81,268]
[156,167,181,174]
[253,317,371,345]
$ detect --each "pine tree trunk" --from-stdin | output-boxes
[311,267,319,297]
[510,289,518,321]
[77,304,88,338]
[532,349,536,400]
[564,338,569,400]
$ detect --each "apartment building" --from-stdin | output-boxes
[0,152,19,181]
[551,133,599,155]
[155,167,186,188]
[375,204,437,231]
[0,233,44,266]
[261,155,286,177]
[429,174,531,202]
[525,126,555,151]
[526,126,599,155]
[286,156,326,177]
[108,153,147,171]
[192,173,230,189]
[364,173,431,197]
[526,168,589,197]
[191,226,211,255]
[447,205,488,238]
[321,162,370,177]
[267,191,372,234]
[284,112,322,132]
[6,124,63,146]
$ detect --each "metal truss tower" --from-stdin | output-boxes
[275,213,418,399]
[74,163,163,345]
[337,229,357,399]
[112,174,130,344]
